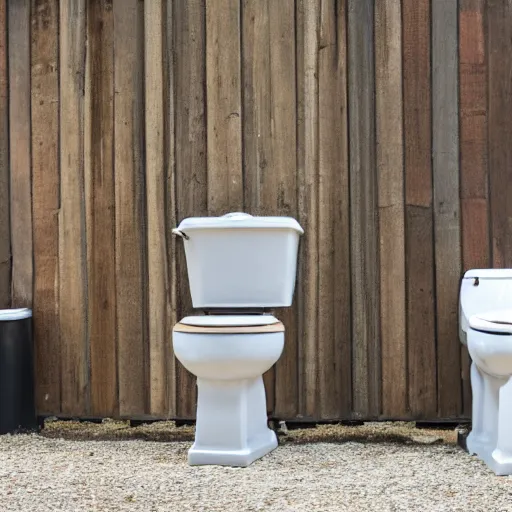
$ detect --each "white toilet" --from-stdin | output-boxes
[459,269,512,475]
[172,212,303,467]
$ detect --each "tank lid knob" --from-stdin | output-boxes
[221,212,253,220]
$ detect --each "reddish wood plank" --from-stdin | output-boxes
[0,0,9,309]
[113,0,147,417]
[403,0,437,418]
[31,0,61,414]
[488,1,512,268]
[8,0,33,307]
[460,0,489,417]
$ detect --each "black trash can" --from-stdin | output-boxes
[0,308,37,434]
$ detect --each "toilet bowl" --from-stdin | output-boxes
[172,212,303,467]
[173,315,284,466]
[460,270,512,475]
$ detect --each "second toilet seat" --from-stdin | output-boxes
[469,309,512,335]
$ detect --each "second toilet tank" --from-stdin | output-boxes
[173,213,304,309]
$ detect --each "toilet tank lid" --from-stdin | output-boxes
[175,213,304,234]
[469,309,512,334]
[463,268,512,279]
[179,315,280,327]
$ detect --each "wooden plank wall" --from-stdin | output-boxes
[0,0,508,421]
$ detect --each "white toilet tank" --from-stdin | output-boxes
[173,213,304,308]
[460,269,512,344]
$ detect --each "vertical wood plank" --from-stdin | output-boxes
[164,0,177,417]
[85,0,117,418]
[268,0,299,419]
[295,0,307,417]
[403,0,437,418]
[59,0,88,416]
[459,0,488,417]
[0,0,9,309]
[432,0,461,418]
[241,0,275,414]
[145,0,169,416]
[242,0,298,417]
[241,0,269,217]
[9,0,33,307]
[206,0,243,215]
[114,0,147,417]
[488,1,512,268]
[174,0,207,419]
[297,0,320,418]
[348,0,380,418]
[375,0,406,418]
[31,0,61,414]
[317,0,351,419]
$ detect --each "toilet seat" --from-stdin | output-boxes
[469,309,512,335]
[174,315,284,334]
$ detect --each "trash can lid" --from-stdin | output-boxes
[0,308,32,321]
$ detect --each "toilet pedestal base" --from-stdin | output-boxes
[469,363,512,475]
[188,376,277,467]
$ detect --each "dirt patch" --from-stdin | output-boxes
[40,418,460,446]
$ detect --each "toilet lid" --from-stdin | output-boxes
[174,315,285,334]
[469,309,512,334]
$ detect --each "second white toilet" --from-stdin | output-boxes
[459,269,512,475]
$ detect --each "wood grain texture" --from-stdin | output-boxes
[242,0,298,418]
[268,0,298,419]
[488,1,512,268]
[164,0,177,419]
[318,0,351,419]
[85,0,117,418]
[113,0,147,417]
[295,0,306,417]
[298,0,320,418]
[31,0,61,414]
[375,0,406,418]
[6,0,504,422]
[59,0,89,416]
[459,0,488,416]
[0,0,9,309]
[403,0,437,419]
[206,0,242,215]
[173,0,207,419]
[348,0,380,418]
[145,0,169,416]
[8,0,33,307]
[241,0,275,414]
[432,0,461,418]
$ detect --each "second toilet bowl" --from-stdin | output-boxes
[466,309,512,475]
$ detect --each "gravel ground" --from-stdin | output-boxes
[0,421,510,511]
